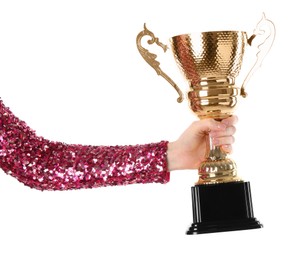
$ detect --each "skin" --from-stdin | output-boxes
[167,116,238,171]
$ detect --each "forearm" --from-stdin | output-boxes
[0,99,170,191]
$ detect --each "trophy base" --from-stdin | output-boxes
[187,218,262,235]
[187,181,263,235]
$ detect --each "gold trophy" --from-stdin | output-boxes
[136,14,275,234]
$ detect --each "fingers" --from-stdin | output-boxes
[193,118,226,133]
[209,116,238,153]
[195,115,238,133]
[190,116,238,154]
[221,115,238,126]
[211,126,236,149]
[211,125,236,138]
[212,135,235,146]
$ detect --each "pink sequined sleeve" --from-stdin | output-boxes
[0,99,170,191]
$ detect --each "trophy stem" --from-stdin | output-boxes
[197,134,241,185]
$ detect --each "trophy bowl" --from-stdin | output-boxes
[171,31,246,120]
[136,14,275,234]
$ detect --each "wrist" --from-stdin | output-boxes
[167,141,181,171]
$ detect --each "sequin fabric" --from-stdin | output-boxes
[0,99,170,191]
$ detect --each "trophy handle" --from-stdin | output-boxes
[136,24,184,103]
[240,13,276,98]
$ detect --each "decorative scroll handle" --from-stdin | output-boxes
[136,24,184,103]
[241,13,276,97]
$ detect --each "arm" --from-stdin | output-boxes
[0,99,169,191]
[0,98,237,191]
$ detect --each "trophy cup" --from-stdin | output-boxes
[136,14,275,234]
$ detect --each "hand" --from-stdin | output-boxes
[167,116,238,171]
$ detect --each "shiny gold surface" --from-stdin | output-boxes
[242,13,276,97]
[136,24,184,103]
[170,31,246,120]
[136,15,275,184]
[171,31,246,86]
[197,142,241,184]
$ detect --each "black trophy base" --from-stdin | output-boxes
[187,181,263,235]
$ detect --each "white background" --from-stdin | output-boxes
[0,0,296,259]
